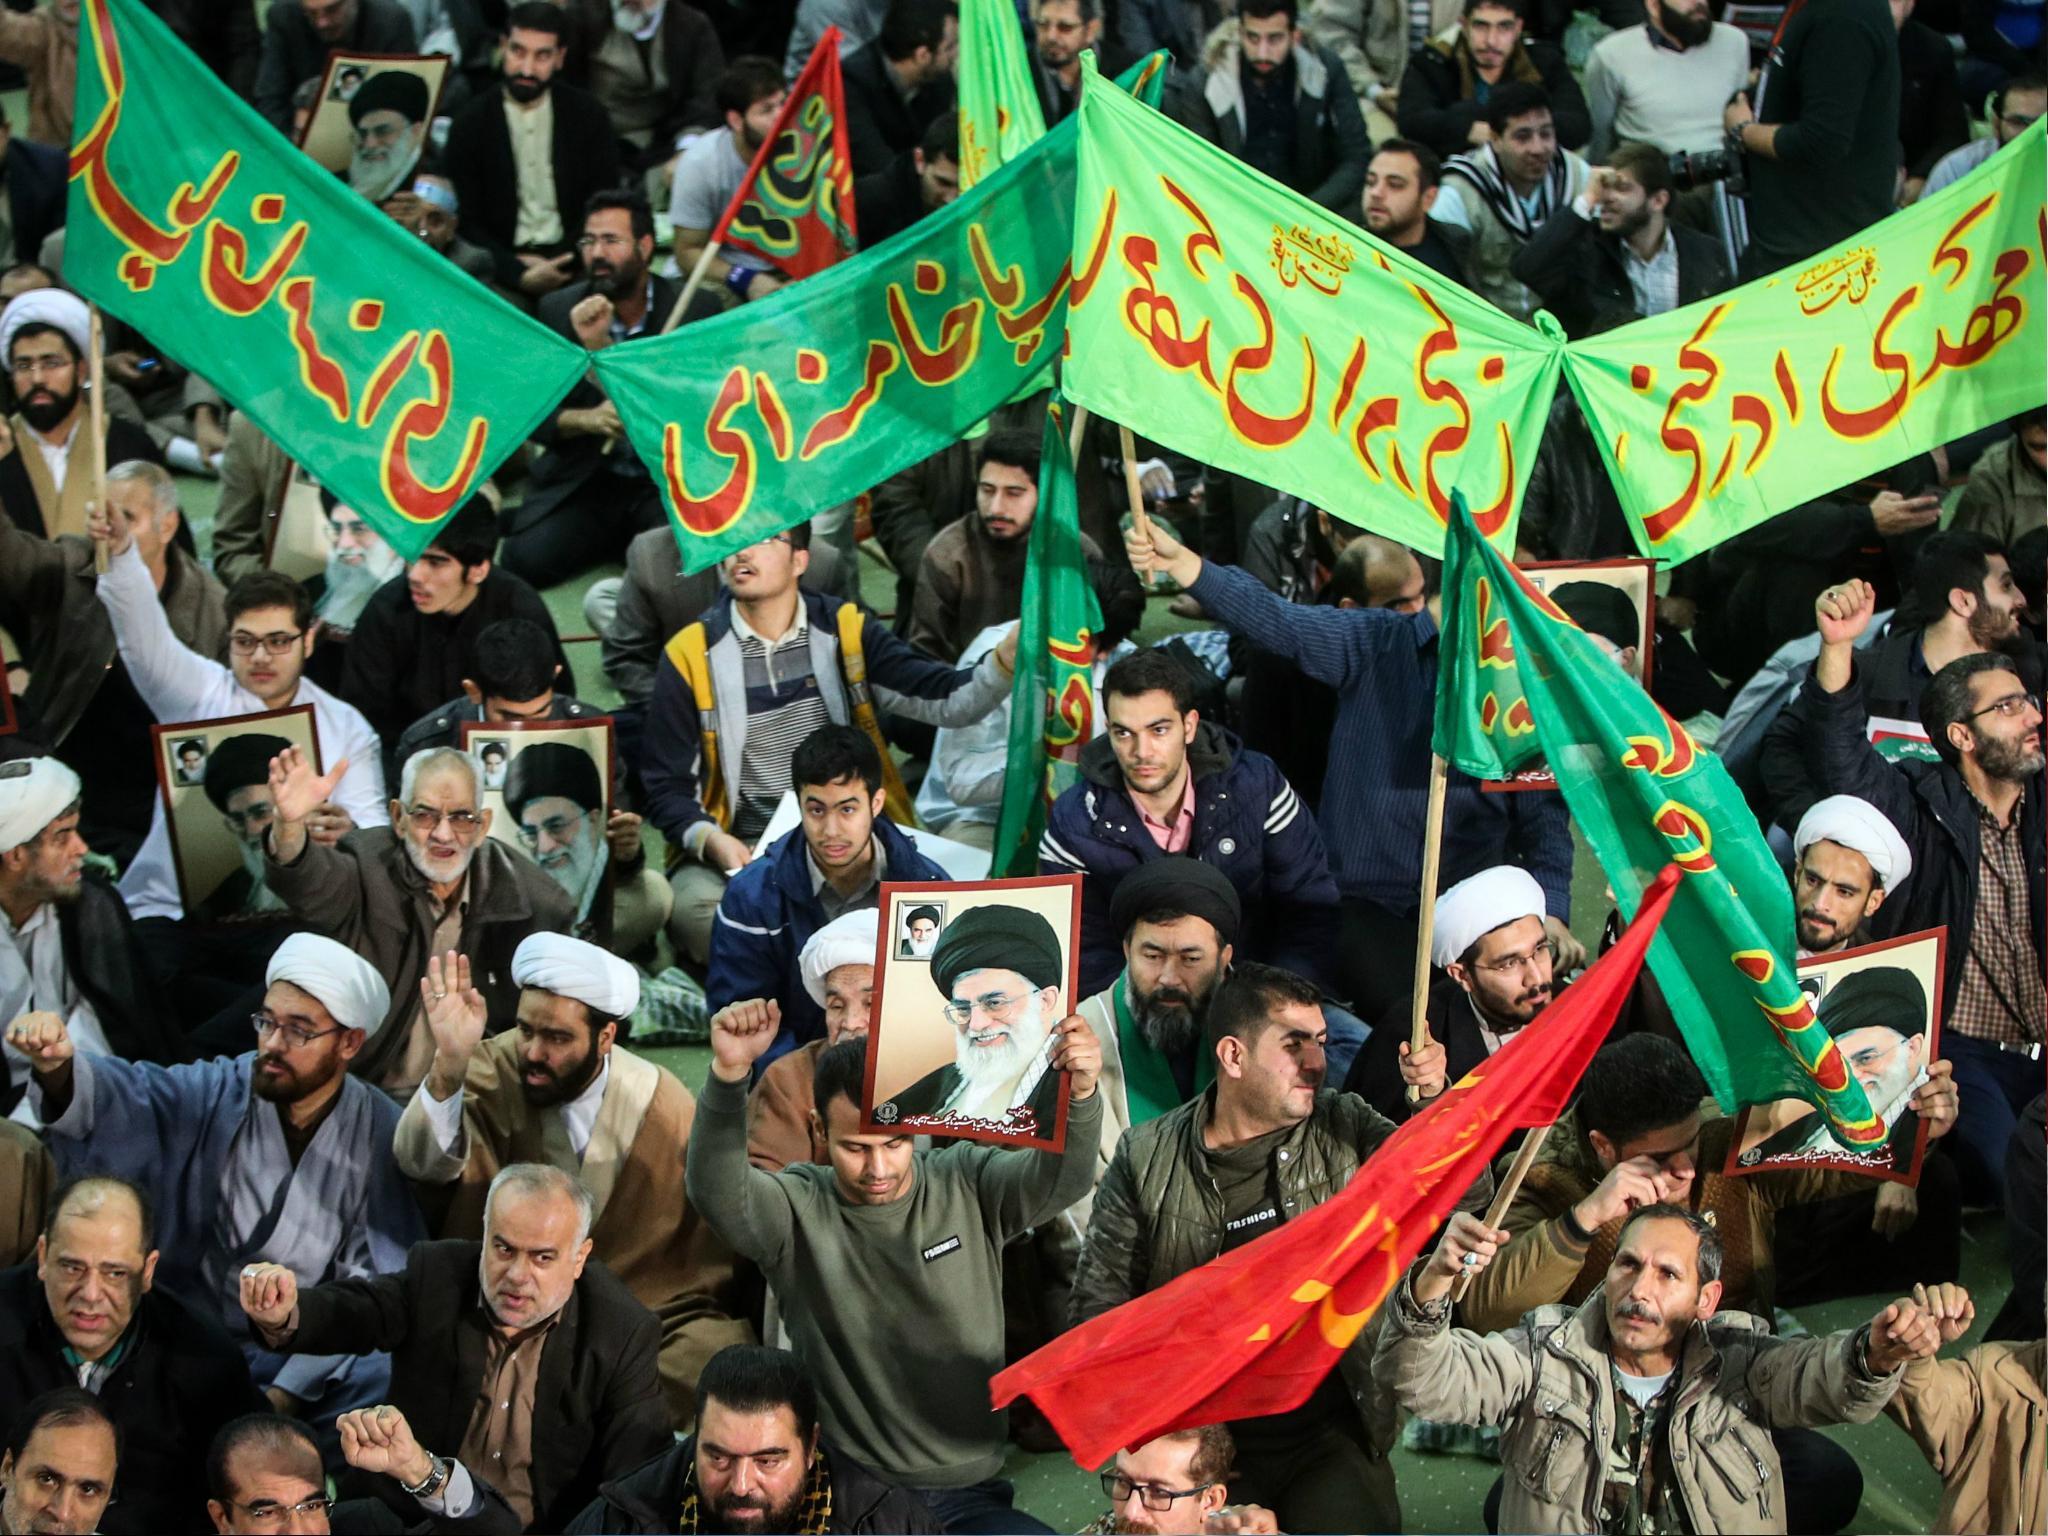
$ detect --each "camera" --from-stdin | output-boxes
[1669,145,1745,194]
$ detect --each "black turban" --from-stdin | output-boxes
[348,69,430,126]
[203,734,292,813]
[502,742,603,819]
[905,904,943,927]
[1816,965,1928,1039]
[1108,856,1241,948]
[1550,581,1641,652]
[929,903,1064,997]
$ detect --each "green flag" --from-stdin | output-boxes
[597,51,1165,575]
[1064,57,1562,557]
[957,0,1047,188]
[1563,122,2047,566]
[66,0,589,558]
[1432,497,1886,1152]
[991,394,1103,875]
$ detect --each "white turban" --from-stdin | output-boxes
[0,287,89,366]
[799,909,879,1007]
[1432,866,1548,969]
[0,757,81,853]
[265,932,391,1034]
[512,932,640,1020]
[1794,794,1913,890]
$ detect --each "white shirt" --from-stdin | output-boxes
[419,1052,611,1160]
[1923,137,2000,200]
[505,91,562,248]
[20,419,71,493]
[95,542,389,922]
[1,901,111,1122]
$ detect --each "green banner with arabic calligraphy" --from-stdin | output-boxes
[1433,498,1885,1151]
[66,0,589,560]
[958,0,1047,188]
[1065,59,1562,557]
[1565,122,2048,566]
[597,52,1165,575]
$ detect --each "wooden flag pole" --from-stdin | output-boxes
[1405,753,1451,1092]
[1453,1122,1553,1303]
[88,303,109,574]
[1067,405,1090,469]
[661,239,724,335]
[1116,422,1153,541]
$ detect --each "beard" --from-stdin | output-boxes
[319,538,405,629]
[1969,604,2023,649]
[702,1483,807,1535]
[955,993,1050,1088]
[405,833,479,888]
[536,819,607,923]
[504,74,550,103]
[1128,970,1218,1057]
[521,1039,603,1107]
[585,257,645,300]
[1795,910,1851,952]
[348,138,420,204]
[1661,6,1714,45]
[18,381,78,432]
[1976,728,2046,782]
[252,1049,336,1104]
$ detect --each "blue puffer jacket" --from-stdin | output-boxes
[706,814,948,1067]
[1039,721,1342,995]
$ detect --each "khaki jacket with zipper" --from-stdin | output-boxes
[1885,1337,2046,1535]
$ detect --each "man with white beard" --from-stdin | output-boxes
[1752,966,1939,1164]
[344,70,432,204]
[878,903,1067,1138]
[500,740,670,954]
[263,744,574,1099]
[313,492,405,637]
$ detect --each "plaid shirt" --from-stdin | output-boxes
[1949,803,2046,1047]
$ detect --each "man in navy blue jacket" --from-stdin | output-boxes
[706,726,948,1068]
[1040,648,1341,997]
[1126,518,1579,1023]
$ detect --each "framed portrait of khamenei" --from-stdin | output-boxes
[459,717,616,934]
[1484,557,1656,791]
[297,53,448,188]
[152,706,320,918]
[1724,928,1947,1185]
[862,874,1083,1151]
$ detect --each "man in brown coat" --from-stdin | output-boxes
[263,744,574,1097]
[745,908,877,1172]
[393,932,752,1429]
[0,1119,51,1267]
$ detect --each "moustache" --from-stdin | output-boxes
[1617,1298,1660,1323]
[1515,985,1552,1008]
[1150,987,1192,1008]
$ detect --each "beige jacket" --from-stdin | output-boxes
[1885,1339,2046,1535]
[1376,1281,1905,1534]
[0,8,75,148]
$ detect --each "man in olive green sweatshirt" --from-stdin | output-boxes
[688,997,1106,1536]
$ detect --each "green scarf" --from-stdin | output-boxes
[1113,970,1214,1126]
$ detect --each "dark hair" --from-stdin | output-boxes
[206,1415,321,1503]
[1484,82,1551,136]
[811,1036,869,1117]
[1043,0,1104,18]
[44,1175,155,1253]
[781,520,815,551]
[920,109,959,163]
[1606,140,1672,200]
[791,724,884,798]
[2009,526,2046,618]
[1155,1424,1235,1489]
[584,187,655,243]
[9,321,80,364]
[1101,647,1197,715]
[697,1346,820,1447]
[1616,1202,1724,1284]
[224,570,315,634]
[1575,1035,1706,1147]
[976,428,1041,483]
[879,0,956,59]
[1089,556,1147,651]
[425,497,500,568]
[6,1388,119,1468]
[1240,0,1298,20]
[466,618,558,702]
[504,1,569,41]
[1899,529,2000,631]
[1372,137,1443,190]
[1463,0,1525,15]
[1997,71,2047,113]
[1206,962,1322,1052]
[0,262,53,289]
[718,55,787,119]
[1922,651,2022,767]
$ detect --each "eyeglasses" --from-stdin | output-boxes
[406,804,484,834]
[1100,1472,1214,1512]
[942,990,1031,1028]
[222,1497,337,1528]
[1471,940,1557,978]
[251,1011,344,1049]
[221,803,276,830]
[517,810,587,847]
[9,355,72,379]
[1966,691,2042,722]
[229,630,305,656]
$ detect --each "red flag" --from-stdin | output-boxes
[991,864,1683,1468]
[709,28,858,280]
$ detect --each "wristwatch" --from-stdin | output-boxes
[401,1454,452,1500]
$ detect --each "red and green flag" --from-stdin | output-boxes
[957,0,1047,188]
[711,28,858,279]
[1432,496,1886,1150]
[990,394,1102,875]
[65,0,588,558]
[992,864,1679,1463]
